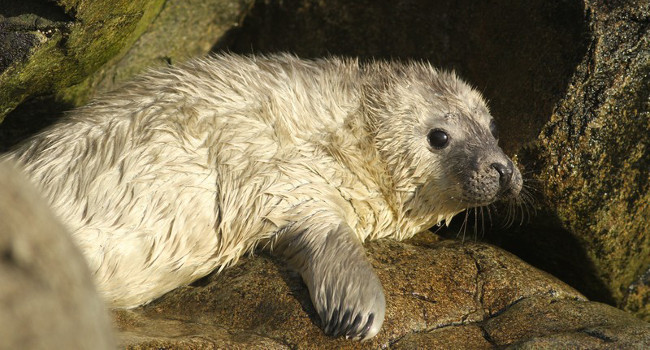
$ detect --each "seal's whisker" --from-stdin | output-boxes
[517,185,536,225]
[458,210,470,242]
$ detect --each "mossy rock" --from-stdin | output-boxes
[0,0,166,121]
[0,0,253,149]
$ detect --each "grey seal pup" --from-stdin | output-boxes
[5,54,522,340]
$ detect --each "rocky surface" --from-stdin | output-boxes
[0,0,165,122]
[85,0,255,95]
[0,161,115,349]
[0,0,253,149]
[530,0,650,318]
[114,234,650,349]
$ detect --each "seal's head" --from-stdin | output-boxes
[364,61,523,229]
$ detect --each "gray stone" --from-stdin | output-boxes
[0,161,115,349]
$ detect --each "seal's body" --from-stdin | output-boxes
[6,54,521,340]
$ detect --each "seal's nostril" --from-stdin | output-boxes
[491,162,513,187]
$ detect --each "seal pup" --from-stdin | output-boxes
[5,54,522,340]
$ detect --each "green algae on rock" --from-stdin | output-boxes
[533,1,650,318]
[0,0,166,123]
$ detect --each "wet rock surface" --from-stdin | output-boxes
[528,0,650,314]
[114,234,650,349]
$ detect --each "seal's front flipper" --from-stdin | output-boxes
[273,222,385,340]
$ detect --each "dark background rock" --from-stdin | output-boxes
[530,1,649,318]
[0,161,115,349]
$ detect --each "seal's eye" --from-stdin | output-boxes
[489,120,499,139]
[427,129,449,149]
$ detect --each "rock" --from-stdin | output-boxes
[482,297,650,349]
[394,296,650,349]
[81,0,255,96]
[624,267,650,321]
[0,0,165,123]
[530,0,650,314]
[0,0,253,150]
[0,161,115,349]
[114,234,650,348]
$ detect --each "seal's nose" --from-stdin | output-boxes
[491,162,513,189]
